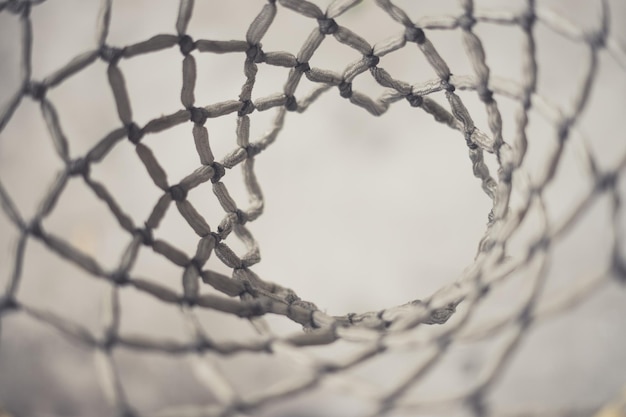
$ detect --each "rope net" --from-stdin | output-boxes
[0,0,625,416]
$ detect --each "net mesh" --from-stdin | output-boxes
[0,0,625,416]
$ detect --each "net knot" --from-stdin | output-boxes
[287,299,320,329]
[210,231,222,243]
[464,129,478,149]
[234,209,248,225]
[529,235,550,256]
[466,137,478,150]
[428,303,458,325]
[294,61,310,73]
[183,295,196,307]
[556,118,573,143]
[246,44,265,63]
[244,300,267,317]
[0,296,18,312]
[99,45,124,64]
[499,166,513,184]
[595,170,617,192]
[406,93,423,107]
[404,26,426,44]
[284,290,301,304]
[111,271,130,286]
[338,81,353,98]
[67,157,89,177]
[458,14,476,31]
[238,100,255,116]
[442,80,455,92]
[478,86,494,103]
[168,184,188,201]
[28,220,43,238]
[240,280,258,297]
[518,304,534,328]
[178,34,196,55]
[126,122,144,144]
[587,31,606,49]
[210,162,225,183]
[194,337,211,353]
[101,334,116,351]
[189,257,205,272]
[364,54,379,68]
[317,17,339,35]
[189,106,208,125]
[518,12,536,32]
[245,143,262,158]
[134,227,154,245]
[24,81,46,100]
[284,95,298,111]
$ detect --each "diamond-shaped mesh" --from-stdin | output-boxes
[1,0,625,416]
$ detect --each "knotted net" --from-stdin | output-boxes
[0,0,625,416]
